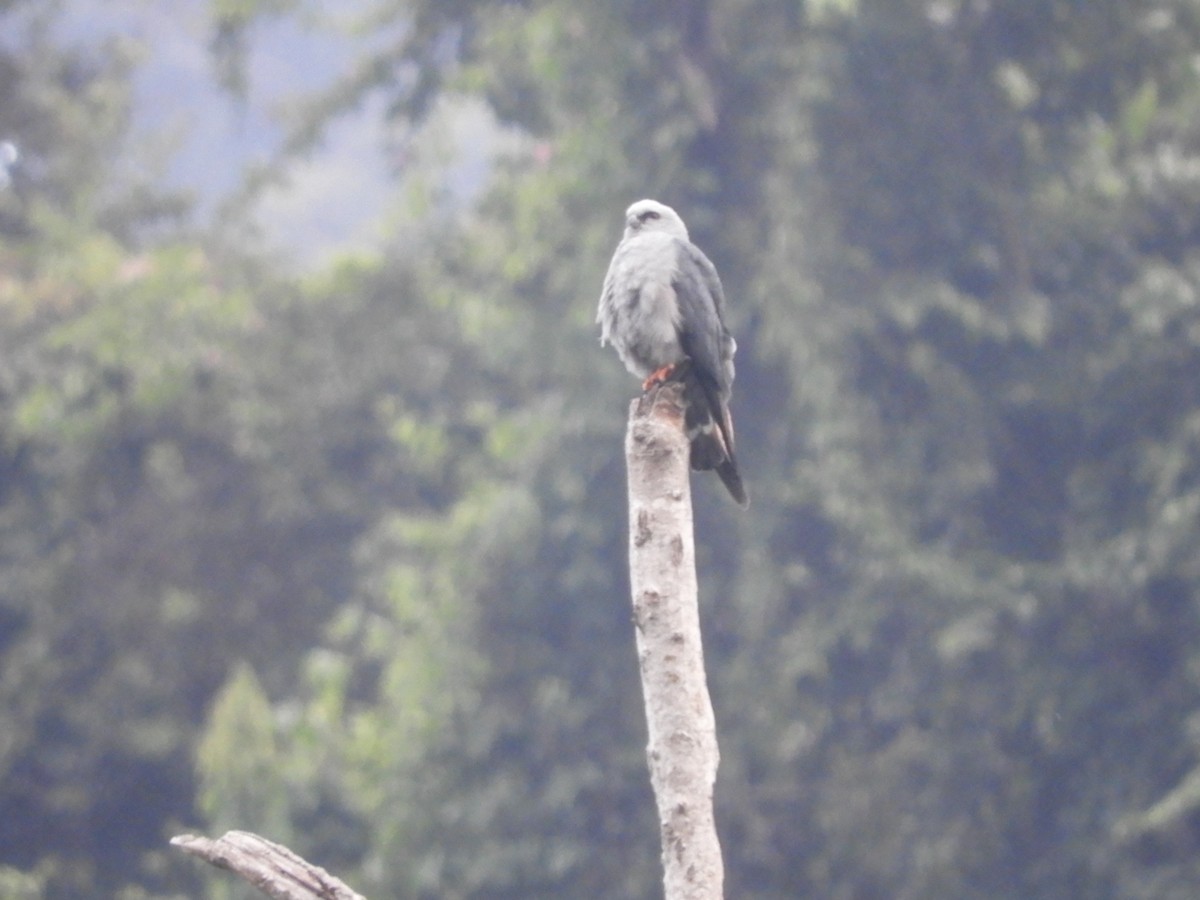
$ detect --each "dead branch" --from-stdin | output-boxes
[625,382,724,900]
[171,831,366,900]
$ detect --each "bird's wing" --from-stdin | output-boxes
[672,237,742,484]
[672,239,734,399]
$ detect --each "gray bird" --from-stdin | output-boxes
[598,199,748,506]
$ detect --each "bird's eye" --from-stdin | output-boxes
[640,210,660,222]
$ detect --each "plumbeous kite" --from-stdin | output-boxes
[597,199,748,507]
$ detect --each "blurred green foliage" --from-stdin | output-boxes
[5,0,1200,898]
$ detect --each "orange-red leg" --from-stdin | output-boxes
[642,363,678,392]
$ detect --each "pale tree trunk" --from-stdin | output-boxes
[625,382,725,900]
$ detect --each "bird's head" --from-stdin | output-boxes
[623,199,689,242]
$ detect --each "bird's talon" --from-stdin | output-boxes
[642,364,677,392]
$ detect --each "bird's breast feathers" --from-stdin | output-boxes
[599,233,685,378]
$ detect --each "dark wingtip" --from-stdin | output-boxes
[717,461,749,508]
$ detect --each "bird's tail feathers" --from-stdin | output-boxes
[716,458,749,507]
[680,367,749,507]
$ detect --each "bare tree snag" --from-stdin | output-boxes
[171,831,366,900]
[625,382,724,900]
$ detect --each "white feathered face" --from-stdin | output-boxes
[623,199,689,242]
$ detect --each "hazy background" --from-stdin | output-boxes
[4,1,1200,898]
